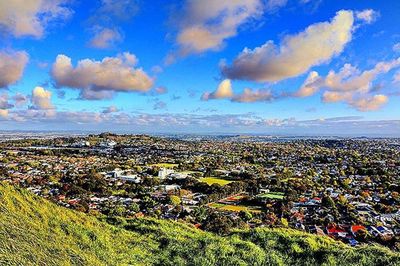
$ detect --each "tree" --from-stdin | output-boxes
[109,203,126,217]
[239,210,252,222]
[321,195,336,209]
[168,195,181,206]
[203,212,233,235]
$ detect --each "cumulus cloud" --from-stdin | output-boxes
[321,91,352,103]
[12,93,29,107]
[323,60,400,92]
[355,9,379,24]
[222,10,354,82]
[201,79,276,103]
[51,52,153,99]
[265,0,288,12]
[89,27,123,49]
[0,50,29,88]
[169,0,263,61]
[78,89,115,100]
[86,0,139,50]
[349,94,388,111]
[294,58,400,111]
[0,93,14,109]
[232,88,273,102]
[201,79,233,100]
[299,58,400,97]
[294,71,321,97]
[31,86,54,110]
[0,0,72,38]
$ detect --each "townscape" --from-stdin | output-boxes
[0,133,399,250]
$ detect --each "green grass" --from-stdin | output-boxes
[148,163,178,168]
[0,183,399,265]
[220,205,261,213]
[199,177,233,186]
[257,192,285,200]
[208,202,226,208]
[209,202,262,213]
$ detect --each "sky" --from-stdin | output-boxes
[0,0,400,136]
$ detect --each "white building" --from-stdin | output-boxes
[158,168,174,179]
[100,140,117,148]
[107,169,141,183]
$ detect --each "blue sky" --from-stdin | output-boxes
[0,0,400,135]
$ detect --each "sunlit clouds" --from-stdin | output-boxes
[0,50,29,88]
[31,87,54,110]
[0,1,399,133]
[167,0,264,63]
[201,79,233,100]
[0,0,72,38]
[51,52,153,100]
[221,10,354,82]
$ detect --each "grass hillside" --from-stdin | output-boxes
[0,183,399,266]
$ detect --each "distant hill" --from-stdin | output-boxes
[0,183,399,266]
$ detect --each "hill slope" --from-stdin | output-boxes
[0,183,399,266]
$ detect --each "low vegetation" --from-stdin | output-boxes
[199,177,233,186]
[0,183,399,266]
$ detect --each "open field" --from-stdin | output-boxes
[199,177,233,186]
[209,202,262,213]
[257,192,285,200]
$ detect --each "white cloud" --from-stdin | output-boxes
[51,52,153,99]
[12,93,29,107]
[0,109,8,118]
[294,58,400,111]
[314,59,400,94]
[0,50,29,88]
[349,94,388,111]
[79,89,115,100]
[355,9,379,24]
[86,0,139,50]
[265,0,288,12]
[201,79,233,100]
[170,0,263,60]
[321,91,353,103]
[232,88,273,102]
[31,86,54,110]
[294,71,321,97]
[89,27,123,49]
[0,93,14,109]
[201,79,274,103]
[0,0,72,38]
[222,10,354,82]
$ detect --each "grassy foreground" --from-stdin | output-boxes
[0,183,399,266]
